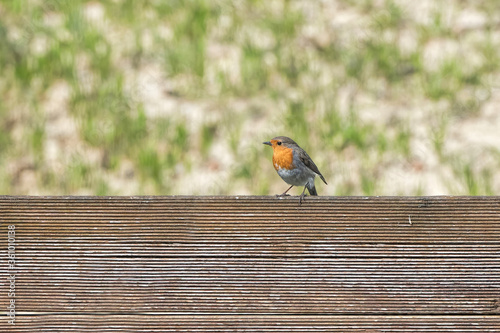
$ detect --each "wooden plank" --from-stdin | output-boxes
[1,196,499,331]
[2,315,500,332]
[1,196,500,258]
[5,257,500,313]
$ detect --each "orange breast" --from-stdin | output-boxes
[272,146,294,170]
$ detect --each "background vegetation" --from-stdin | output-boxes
[1,0,500,196]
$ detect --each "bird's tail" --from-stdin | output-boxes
[306,184,318,196]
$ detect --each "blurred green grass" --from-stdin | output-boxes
[0,0,499,195]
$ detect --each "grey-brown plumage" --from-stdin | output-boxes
[297,147,327,186]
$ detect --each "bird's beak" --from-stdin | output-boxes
[263,141,272,146]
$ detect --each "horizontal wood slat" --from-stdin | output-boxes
[6,315,500,332]
[1,196,499,331]
[1,196,500,258]
[6,257,500,313]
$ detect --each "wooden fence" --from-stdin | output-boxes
[1,196,499,332]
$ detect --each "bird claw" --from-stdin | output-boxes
[299,194,307,205]
[276,193,291,198]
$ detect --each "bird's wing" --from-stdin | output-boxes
[298,149,328,185]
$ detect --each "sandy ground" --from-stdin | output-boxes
[6,0,500,196]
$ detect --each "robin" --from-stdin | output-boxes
[263,136,327,203]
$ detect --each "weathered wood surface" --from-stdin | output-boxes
[1,196,499,331]
[9,315,500,332]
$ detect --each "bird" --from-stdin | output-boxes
[263,136,327,203]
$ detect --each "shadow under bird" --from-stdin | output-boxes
[263,136,327,203]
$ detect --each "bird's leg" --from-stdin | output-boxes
[277,185,294,197]
[299,186,308,205]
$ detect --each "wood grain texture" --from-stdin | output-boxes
[9,315,500,332]
[1,196,499,331]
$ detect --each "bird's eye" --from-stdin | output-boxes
[277,141,282,145]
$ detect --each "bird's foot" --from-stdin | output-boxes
[299,193,308,205]
[276,193,291,198]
